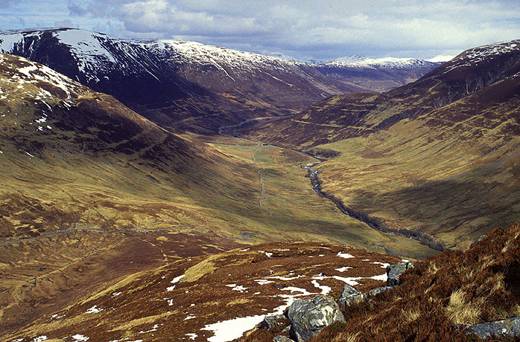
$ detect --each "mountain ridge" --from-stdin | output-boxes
[0,28,441,133]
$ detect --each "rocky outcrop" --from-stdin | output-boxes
[338,284,365,310]
[386,261,414,286]
[261,314,290,331]
[467,317,520,339]
[273,336,295,342]
[367,286,393,297]
[286,295,345,342]
[338,262,412,310]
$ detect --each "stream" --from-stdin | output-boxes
[305,164,445,252]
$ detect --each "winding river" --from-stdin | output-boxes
[304,164,445,252]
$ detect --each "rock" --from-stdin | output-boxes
[467,317,520,339]
[338,284,365,309]
[386,261,414,286]
[273,336,295,342]
[367,286,393,297]
[287,295,345,342]
[261,314,289,330]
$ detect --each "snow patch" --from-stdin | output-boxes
[202,315,265,342]
[85,305,102,314]
[167,274,184,291]
[311,280,332,295]
[226,284,248,293]
[337,252,354,259]
[32,337,48,342]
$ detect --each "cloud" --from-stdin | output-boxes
[13,0,520,59]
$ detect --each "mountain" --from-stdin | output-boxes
[315,56,440,92]
[248,39,520,249]
[0,28,439,133]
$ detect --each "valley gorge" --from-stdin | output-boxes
[0,26,518,342]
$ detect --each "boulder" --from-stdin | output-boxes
[261,314,289,331]
[367,286,393,297]
[467,317,520,339]
[338,284,365,309]
[287,295,345,342]
[273,336,295,342]
[386,261,414,286]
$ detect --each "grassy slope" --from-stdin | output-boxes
[3,241,402,341]
[314,224,520,341]
[316,93,520,249]
[196,135,435,257]
[248,45,520,249]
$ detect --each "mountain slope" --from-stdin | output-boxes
[249,39,520,249]
[0,28,439,133]
[0,54,439,335]
[314,224,520,341]
[3,241,402,341]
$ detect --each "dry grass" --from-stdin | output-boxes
[446,289,481,324]
[314,224,520,341]
[182,255,218,282]
[402,308,421,323]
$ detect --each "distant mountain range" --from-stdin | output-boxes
[0,28,442,133]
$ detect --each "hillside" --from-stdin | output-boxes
[2,241,403,341]
[248,39,520,249]
[0,54,440,336]
[0,28,439,133]
[313,224,520,341]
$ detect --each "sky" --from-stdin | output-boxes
[1,0,519,61]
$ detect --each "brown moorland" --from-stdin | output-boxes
[312,224,520,341]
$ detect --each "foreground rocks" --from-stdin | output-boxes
[467,317,520,339]
[386,261,414,285]
[259,261,415,341]
[261,314,289,331]
[338,261,413,311]
[338,284,365,310]
[286,295,345,341]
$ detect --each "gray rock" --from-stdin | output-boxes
[287,295,345,342]
[367,286,393,297]
[386,261,414,286]
[338,284,365,309]
[467,317,520,339]
[261,314,289,330]
[273,336,295,342]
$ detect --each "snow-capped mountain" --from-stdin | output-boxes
[324,56,437,70]
[442,40,520,74]
[0,28,440,132]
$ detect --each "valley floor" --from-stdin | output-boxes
[0,135,437,339]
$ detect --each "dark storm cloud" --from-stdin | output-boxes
[2,0,520,59]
